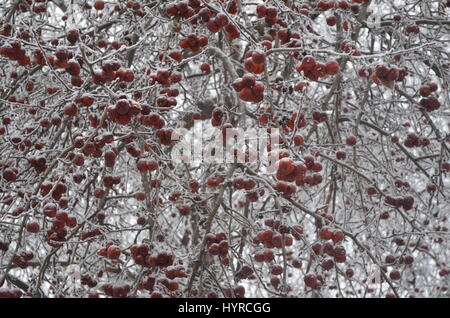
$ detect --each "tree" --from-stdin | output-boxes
[0,0,450,298]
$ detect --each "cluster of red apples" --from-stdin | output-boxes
[244,50,266,75]
[130,243,175,268]
[44,207,78,247]
[92,60,135,86]
[179,34,209,53]
[0,41,30,66]
[403,133,430,148]
[101,283,131,298]
[296,56,340,81]
[419,82,440,112]
[276,156,323,189]
[255,224,294,250]
[108,99,141,125]
[11,251,34,269]
[232,74,264,103]
[166,2,240,39]
[204,13,240,40]
[371,64,407,87]
[385,195,414,211]
[205,232,230,258]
